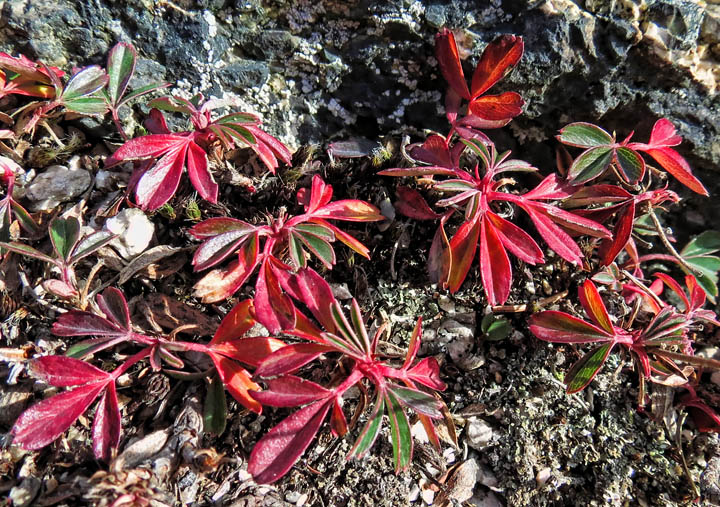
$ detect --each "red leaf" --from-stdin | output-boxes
[281,267,337,332]
[520,203,583,265]
[578,280,614,334]
[402,317,423,369]
[193,237,259,303]
[408,134,455,169]
[189,217,255,239]
[210,353,261,413]
[30,356,110,387]
[211,336,286,367]
[212,299,256,344]
[248,398,333,484]
[186,140,217,203]
[447,217,480,293]
[254,258,296,334]
[96,287,130,330]
[654,273,690,312]
[470,34,523,98]
[478,215,512,305]
[92,383,121,462]
[144,108,171,134]
[599,201,634,266]
[255,343,335,378]
[648,118,682,147]
[394,186,441,220]
[135,141,189,210]
[330,398,348,437]
[311,200,384,222]
[469,91,524,121]
[529,311,613,343]
[192,223,257,271]
[298,174,333,213]
[250,375,331,407]
[643,147,708,196]
[52,311,128,338]
[12,382,106,450]
[105,134,187,166]
[434,29,471,100]
[244,125,293,172]
[407,357,446,391]
[318,219,371,259]
[486,211,543,264]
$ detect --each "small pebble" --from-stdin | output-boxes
[104,208,155,259]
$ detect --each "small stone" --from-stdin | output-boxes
[285,491,301,503]
[8,478,40,507]
[466,417,493,451]
[104,209,155,259]
[296,493,308,506]
[469,490,503,507]
[330,283,353,300]
[477,463,498,488]
[536,467,552,487]
[408,484,420,502]
[711,371,720,387]
[421,487,435,505]
[24,164,91,211]
[438,295,455,313]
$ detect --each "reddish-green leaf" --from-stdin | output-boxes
[469,91,524,121]
[529,311,613,343]
[204,373,228,435]
[106,43,136,105]
[567,146,614,184]
[557,123,613,148]
[614,147,645,184]
[564,343,614,393]
[49,216,80,261]
[385,390,413,472]
[388,385,442,418]
[348,393,385,459]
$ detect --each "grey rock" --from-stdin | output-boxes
[24,164,91,211]
[1,0,716,197]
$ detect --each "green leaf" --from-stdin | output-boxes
[204,374,228,435]
[564,343,614,394]
[71,231,116,264]
[118,82,171,107]
[557,122,613,148]
[385,390,412,472]
[349,299,371,354]
[62,66,108,101]
[461,139,490,165]
[215,111,260,124]
[148,96,194,115]
[296,230,335,268]
[106,42,136,105]
[0,241,55,264]
[681,232,720,303]
[220,124,256,146]
[481,314,512,342]
[682,231,720,257]
[65,338,116,359]
[50,217,81,261]
[64,97,108,115]
[330,302,365,355]
[293,223,335,241]
[686,256,720,303]
[288,232,306,269]
[568,146,614,184]
[348,393,384,459]
[9,200,39,235]
[435,180,476,192]
[388,385,442,418]
[614,147,645,184]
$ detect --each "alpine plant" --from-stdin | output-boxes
[104,93,292,210]
[189,174,383,332]
[381,138,609,305]
[247,268,447,484]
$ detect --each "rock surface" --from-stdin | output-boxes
[23,164,91,211]
[1,0,717,184]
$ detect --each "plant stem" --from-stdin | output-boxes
[648,207,701,277]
